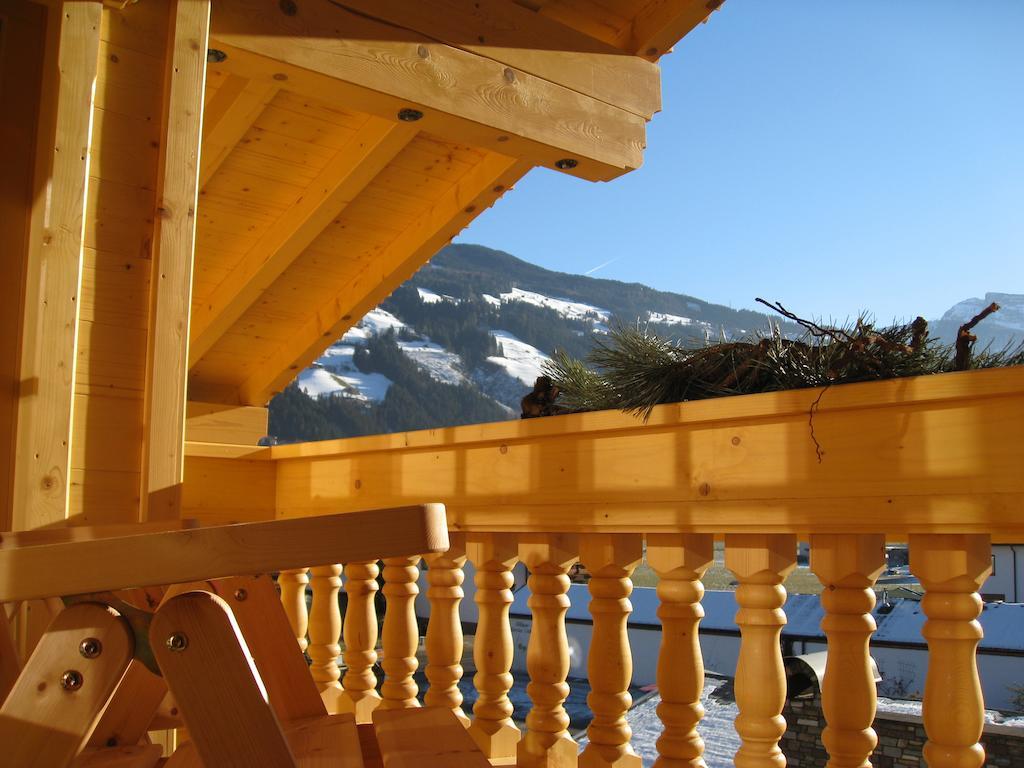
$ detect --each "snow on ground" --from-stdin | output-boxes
[417,287,460,305]
[500,287,610,324]
[487,330,549,386]
[647,311,712,328]
[397,340,466,385]
[360,307,405,335]
[297,363,391,402]
[482,293,501,308]
[417,287,444,304]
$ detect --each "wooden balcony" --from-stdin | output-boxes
[181,365,1024,766]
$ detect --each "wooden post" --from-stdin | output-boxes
[278,568,310,654]
[910,534,992,768]
[380,555,422,709]
[810,534,886,768]
[725,534,796,768]
[339,560,382,722]
[141,0,210,521]
[466,533,521,759]
[579,533,643,768]
[308,564,344,710]
[13,0,102,532]
[647,533,714,768]
[518,533,579,768]
[424,533,470,726]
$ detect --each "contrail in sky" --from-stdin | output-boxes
[584,256,621,276]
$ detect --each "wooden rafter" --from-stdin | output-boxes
[619,0,722,60]
[237,152,531,405]
[325,0,661,119]
[188,117,418,365]
[198,73,278,190]
[208,0,647,181]
[141,0,210,521]
[13,0,102,531]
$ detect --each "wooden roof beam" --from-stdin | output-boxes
[208,0,646,182]
[619,0,724,61]
[188,117,418,366]
[236,152,531,406]
[198,73,278,190]
[322,0,661,119]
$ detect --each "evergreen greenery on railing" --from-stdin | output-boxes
[544,301,1024,419]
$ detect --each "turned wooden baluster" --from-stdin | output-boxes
[339,560,382,722]
[424,532,469,726]
[308,564,344,710]
[466,533,521,759]
[810,534,886,768]
[519,533,579,768]
[910,533,992,768]
[380,555,422,709]
[647,533,714,768]
[725,533,796,768]
[278,568,310,654]
[579,534,643,768]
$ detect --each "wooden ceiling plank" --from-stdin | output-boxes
[141,0,210,521]
[13,0,103,532]
[189,117,418,365]
[208,0,645,181]
[198,74,278,190]
[239,152,532,405]
[620,0,721,60]
[329,0,661,119]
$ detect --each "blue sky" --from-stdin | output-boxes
[457,0,1023,323]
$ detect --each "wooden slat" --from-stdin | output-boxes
[619,0,721,60]
[151,592,297,768]
[72,745,163,768]
[373,707,492,767]
[0,603,134,766]
[0,519,194,549]
[185,401,267,444]
[0,604,19,704]
[141,0,210,522]
[188,118,418,364]
[238,152,530,404]
[328,0,660,118]
[0,504,448,601]
[198,74,278,189]
[208,0,646,181]
[13,0,103,531]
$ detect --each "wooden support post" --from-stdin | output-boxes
[308,564,344,710]
[725,533,796,768]
[910,534,992,768]
[424,533,470,726]
[380,555,422,709]
[141,0,210,521]
[278,568,310,654]
[466,533,521,759]
[579,534,643,768]
[810,534,886,768]
[647,533,714,768]
[13,0,102,531]
[338,560,383,722]
[518,533,579,768]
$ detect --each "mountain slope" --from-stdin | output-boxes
[268,245,1021,443]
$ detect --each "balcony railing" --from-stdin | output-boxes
[183,366,1024,767]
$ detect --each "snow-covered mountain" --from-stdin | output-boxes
[932,292,1024,350]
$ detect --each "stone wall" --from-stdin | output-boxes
[781,694,1024,767]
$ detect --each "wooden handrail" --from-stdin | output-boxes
[0,504,447,602]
